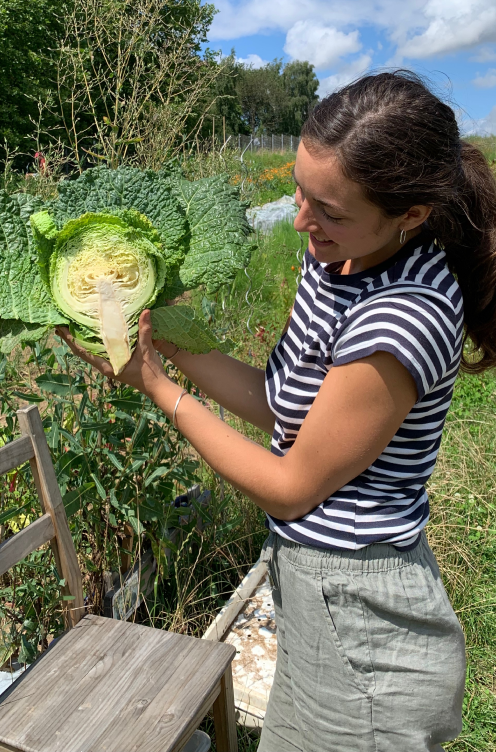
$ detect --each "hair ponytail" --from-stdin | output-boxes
[430,143,496,372]
[301,70,496,372]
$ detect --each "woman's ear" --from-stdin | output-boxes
[401,205,433,231]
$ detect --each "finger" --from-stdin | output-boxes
[55,327,115,377]
[54,326,70,340]
[138,309,153,345]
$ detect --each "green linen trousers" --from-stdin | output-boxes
[257,531,466,752]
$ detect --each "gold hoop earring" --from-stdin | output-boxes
[399,229,407,245]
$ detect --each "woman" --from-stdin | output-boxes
[57,71,496,751]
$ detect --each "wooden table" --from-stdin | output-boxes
[0,614,237,752]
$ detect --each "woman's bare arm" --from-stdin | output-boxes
[152,350,417,521]
[58,312,417,522]
[158,348,274,434]
[152,308,294,435]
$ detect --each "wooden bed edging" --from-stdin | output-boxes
[202,559,270,730]
[202,559,267,642]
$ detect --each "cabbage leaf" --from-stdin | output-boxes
[150,305,233,354]
[0,166,253,370]
[0,191,67,326]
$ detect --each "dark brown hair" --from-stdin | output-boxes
[301,70,496,373]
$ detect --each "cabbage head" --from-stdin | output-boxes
[0,167,254,372]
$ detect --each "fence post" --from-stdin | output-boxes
[238,133,241,150]
[290,135,293,151]
[272,134,274,151]
[282,134,284,150]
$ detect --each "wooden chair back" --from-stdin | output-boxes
[0,405,84,628]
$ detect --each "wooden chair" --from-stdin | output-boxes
[0,405,238,752]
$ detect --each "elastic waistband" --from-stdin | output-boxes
[262,531,432,573]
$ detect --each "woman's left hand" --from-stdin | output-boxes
[55,309,170,399]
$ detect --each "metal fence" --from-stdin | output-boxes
[231,134,301,153]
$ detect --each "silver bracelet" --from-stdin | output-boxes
[168,346,180,360]
[172,388,188,429]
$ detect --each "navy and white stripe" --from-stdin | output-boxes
[265,230,463,551]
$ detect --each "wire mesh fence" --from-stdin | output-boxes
[231,134,301,153]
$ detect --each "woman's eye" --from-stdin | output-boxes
[322,209,342,223]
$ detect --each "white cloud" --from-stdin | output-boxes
[210,0,496,65]
[210,0,305,41]
[317,54,374,97]
[397,0,496,60]
[236,53,269,68]
[284,21,361,70]
[465,104,496,135]
[471,46,496,62]
[473,68,496,88]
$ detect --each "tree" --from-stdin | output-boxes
[236,60,287,134]
[206,51,248,137]
[0,0,220,167]
[280,60,319,135]
[53,0,222,168]
[232,58,319,136]
[0,0,67,157]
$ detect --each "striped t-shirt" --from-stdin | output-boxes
[265,230,463,550]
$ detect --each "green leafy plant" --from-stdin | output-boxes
[0,166,254,372]
[0,338,200,646]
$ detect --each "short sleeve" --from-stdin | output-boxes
[332,292,459,400]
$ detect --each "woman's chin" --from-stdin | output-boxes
[308,242,338,264]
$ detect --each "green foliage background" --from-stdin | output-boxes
[0,0,318,169]
[0,0,66,151]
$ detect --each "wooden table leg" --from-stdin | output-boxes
[213,666,238,752]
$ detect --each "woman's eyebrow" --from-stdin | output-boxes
[292,167,350,216]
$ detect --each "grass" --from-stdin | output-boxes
[429,396,496,750]
[179,146,296,208]
[466,135,496,165]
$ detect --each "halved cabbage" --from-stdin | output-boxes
[0,167,254,364]
[31,211,168,373]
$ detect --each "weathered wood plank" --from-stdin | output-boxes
[168,686,221,752]
[203,559,267,642]
[0,615,237,752]
[0,514,54,576]
[0,436,34,476]
[213,667,238,752]
[29,454,73,622]
[0,741,22,752]
[17,406,85,627]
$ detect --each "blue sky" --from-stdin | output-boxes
[205,0,496,134]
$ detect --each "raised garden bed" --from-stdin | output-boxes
[203,559,276,729]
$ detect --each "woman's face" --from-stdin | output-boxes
[293,141,428,272]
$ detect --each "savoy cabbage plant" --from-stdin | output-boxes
[0,167,254,372]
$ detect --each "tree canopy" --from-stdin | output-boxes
[0,0,319,167]
[0,0,66,152]
[209,55,319,137]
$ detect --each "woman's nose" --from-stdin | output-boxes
[294,199,321,234]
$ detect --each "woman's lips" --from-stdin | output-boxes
[310,232,334,247]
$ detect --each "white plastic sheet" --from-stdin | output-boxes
[246,195,298,234]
